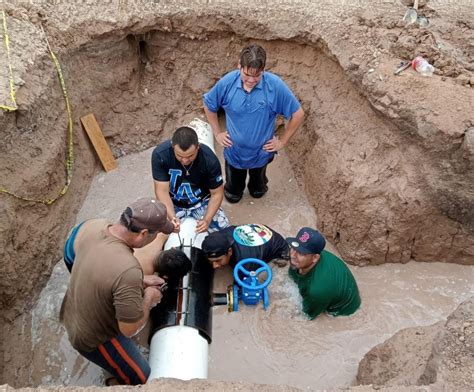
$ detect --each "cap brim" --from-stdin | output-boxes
[286,237,313,254]
[204,250,228,258]
[160,219,175,235]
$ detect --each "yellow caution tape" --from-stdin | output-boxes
[1,10,17,111]
[0,19,74,205]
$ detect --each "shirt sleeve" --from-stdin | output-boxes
[205,150,224,189]
[203,81,222,113]
[263,229,289,261]
[151,146,170,182]
[272,77,301,120]
[203,71,237,112]
[113,267,144,323]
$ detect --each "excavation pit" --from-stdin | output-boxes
[7,147,470,390]
[1,2,473,390]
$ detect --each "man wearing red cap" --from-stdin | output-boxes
[60,198,190,385]
[286,227,361,320]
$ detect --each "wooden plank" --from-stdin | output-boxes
[80,113,118,172]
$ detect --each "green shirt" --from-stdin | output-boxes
[289,250,361,319]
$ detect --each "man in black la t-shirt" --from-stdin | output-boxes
[201,223,289,269]
[152,126,229,233]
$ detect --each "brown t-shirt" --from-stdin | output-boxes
[60,219,144,352]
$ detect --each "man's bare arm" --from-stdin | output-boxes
[118,287,162,337]
[204,106,232,147]
[263,107,305,152]
[154,180,176,220]
[195,184,224,233]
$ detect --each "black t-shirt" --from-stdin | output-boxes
[152,141,223,208]
[221,224,289,268]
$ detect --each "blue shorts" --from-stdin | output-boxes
[63,221,86,272]
[175,199,229,233]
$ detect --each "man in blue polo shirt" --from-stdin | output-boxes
[203,44,304,203]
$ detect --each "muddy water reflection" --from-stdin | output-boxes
[26,147,473,389]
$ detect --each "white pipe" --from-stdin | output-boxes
[189,117,215,153]
[148,218,209,381]
[148,326,209,380]
[163,217,207,253]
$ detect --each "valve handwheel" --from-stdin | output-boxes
[233,258,272,291]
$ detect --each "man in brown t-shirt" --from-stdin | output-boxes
[60,198,181,385]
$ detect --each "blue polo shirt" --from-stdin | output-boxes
[203,70,301,169]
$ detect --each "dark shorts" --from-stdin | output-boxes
[79,334,150,385]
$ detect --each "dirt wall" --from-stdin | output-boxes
[357,298,474,390]
[1,0,473,323]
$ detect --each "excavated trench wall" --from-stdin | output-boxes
[1,4,473,354]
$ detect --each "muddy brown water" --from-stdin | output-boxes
[19,144,473,390]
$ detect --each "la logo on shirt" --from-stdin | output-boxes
[169,169,200,204]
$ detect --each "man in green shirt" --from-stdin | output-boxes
[287,227,361,319]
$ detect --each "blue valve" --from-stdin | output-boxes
[232,258,272,311]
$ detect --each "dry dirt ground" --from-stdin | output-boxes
[357,298,474,390]
[0,0,473,390]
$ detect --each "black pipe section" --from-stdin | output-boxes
[149,246,214,344]
[211,293,228,307]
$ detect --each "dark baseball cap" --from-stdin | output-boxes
[201,231,234,258]
[125,197,174,234]
[286,227,326,255]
